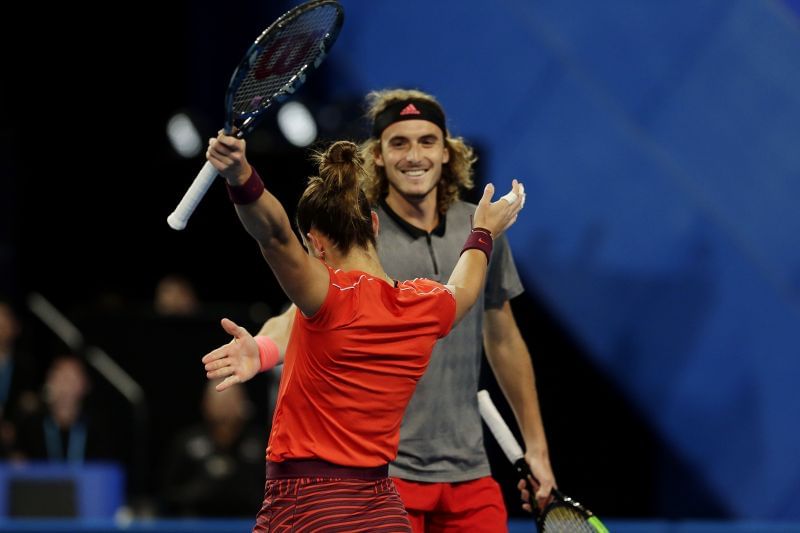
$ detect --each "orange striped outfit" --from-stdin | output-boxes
[253,264,455,532]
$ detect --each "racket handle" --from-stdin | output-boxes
[478,390,525,463]
[479,391,542,507]
[167,160,219,230]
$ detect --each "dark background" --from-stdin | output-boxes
[4,0,800,521]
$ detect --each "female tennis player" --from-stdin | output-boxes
[201,132,524,532]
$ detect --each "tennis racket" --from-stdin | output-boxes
[477,390,609,533]
[167,0,344,230]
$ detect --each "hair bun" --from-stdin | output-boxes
[312,140,365,199]
[326,141,359,165]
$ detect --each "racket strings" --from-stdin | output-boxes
[541,504,598,533]
[233,4,340,118]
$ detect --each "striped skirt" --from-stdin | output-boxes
[253,461,412,532]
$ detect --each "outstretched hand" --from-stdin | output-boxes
[472,179,526,237]
[202,318,261,392]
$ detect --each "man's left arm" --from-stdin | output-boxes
[483,300,556,511]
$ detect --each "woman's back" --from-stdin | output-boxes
[268,265,455,467]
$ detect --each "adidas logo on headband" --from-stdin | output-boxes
[372,99,447,138]
[399,103,422,116]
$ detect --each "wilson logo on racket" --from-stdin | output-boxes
[254,32,325,79]
[167,0,344,231]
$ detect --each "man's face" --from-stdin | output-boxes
[375,119,449,204]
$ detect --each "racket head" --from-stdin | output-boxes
[224,0,344,137]
[537,489,609,533]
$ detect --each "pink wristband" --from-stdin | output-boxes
[225,168,265,205]
[255,335,280,372]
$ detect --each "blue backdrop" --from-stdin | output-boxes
[322,0,800,519]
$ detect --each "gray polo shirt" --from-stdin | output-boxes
[375,199,524,482]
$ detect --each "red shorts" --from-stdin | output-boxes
[392,476,508,533]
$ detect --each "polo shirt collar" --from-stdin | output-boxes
[379,198,447,238]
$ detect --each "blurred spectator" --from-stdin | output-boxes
[154,275,199,317]
[0,299,38,458]
[15,355,114,462]
[160,381,264,517]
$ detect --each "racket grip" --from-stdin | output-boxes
[167,160,219,230]
[478,390,525,463]
[513,458,532,478]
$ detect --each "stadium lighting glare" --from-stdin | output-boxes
[166,113,203,158]
[277,101,317,147]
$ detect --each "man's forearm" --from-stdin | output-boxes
[484,303,549,454]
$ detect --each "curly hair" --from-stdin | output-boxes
[360,89,476,214]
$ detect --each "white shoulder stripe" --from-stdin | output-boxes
[332,274,373,291]
[399,283,453,297]
[330,274,451,298]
